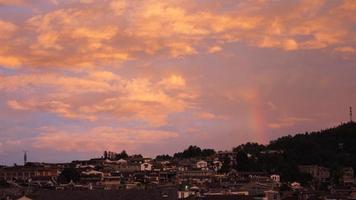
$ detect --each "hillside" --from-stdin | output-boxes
[268,121,356,169]
[230,122,356,182]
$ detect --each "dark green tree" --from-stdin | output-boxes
[155,154,173,160]
[115,150,129,160]
[58,167,80,183]
[235,151,250,171]
[201,149,216,157]
[0,179,10,188]
[219,155,232,173]
[174,145,202,158]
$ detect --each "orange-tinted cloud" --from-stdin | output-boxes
[0,20,17,38]
[268,117,314,129]
[0,0,354,69]
[334,46,355,53]
[208,46,222,54]
[32,127,178,152]
[2,72,195,126]
[0,0,27,6]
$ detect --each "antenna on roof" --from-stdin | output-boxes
[350,106,353,122]
[23,150,28,165]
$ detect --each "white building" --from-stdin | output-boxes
[212,160,222,171]
[82,170,104,176]
[196,160,208,170]
[340,167,354,185]
[270,174,280,183]
[291,182,301,190]
[140,162,153,171]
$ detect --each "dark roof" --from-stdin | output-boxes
[29,189,178,200]
[0,165,58,171]
[188,195,253,200]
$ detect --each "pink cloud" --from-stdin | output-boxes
[0,0,27,6]
[0,0,354,69]
[2,72,196,126]
[268,117,314,129]
[32,127,178,152]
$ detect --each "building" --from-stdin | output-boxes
[270,175,280,183]
[264,190,280,200]
[177,159,194,171]
[140,162,153,171]
[260,150,284,155]
[239,181,274,196]
[17,196,32,200]
[196,160,208,170]
[290,182,301,190]
[212,160,223,172]
[80,170,104,183]
[0,165,59,181]
[298,165,330,182]
[339,167,354,185]
[216,151,236,166]
[178,170,214,182]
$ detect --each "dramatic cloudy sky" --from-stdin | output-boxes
[0,0,355,164]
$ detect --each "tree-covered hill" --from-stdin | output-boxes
[268,121,356,169]
[229,122,356,182]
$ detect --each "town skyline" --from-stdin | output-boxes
[1,121,356,199]
[1,0,356,165]
[1,118,354,166]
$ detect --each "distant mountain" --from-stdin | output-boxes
[268,121,356,169]
[230,122,356,181]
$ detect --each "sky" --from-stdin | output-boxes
[0,0,355,165]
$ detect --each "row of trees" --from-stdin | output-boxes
[155,146,216,160]
[104,150,143,160]
[173,145,216,159]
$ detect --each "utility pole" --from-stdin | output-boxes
[23,150,27,165]
[350,106,353,122]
